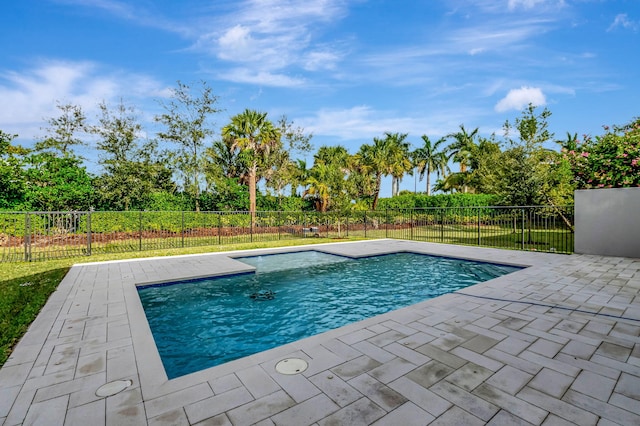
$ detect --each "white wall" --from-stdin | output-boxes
[574,188,640,258]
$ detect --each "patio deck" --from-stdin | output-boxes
[1,239,639,425]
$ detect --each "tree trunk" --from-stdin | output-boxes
[372,174,381,210]
[426,166,431,196]
[248,165,257,228]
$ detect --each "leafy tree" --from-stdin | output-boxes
[23,152,93,211]
[221,109,281,218]
[204,177,250,211]
[36,102,87,156]
[277,115,313,156]
[0,131,27,209]
[263,148,293,199]
[156,81,221,211]
[290,159,310,196]
[498,104,554,205]
[91,101,175,210]
[412,135,448,195]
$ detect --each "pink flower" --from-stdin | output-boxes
[581,152,589,157]
[632,158,639,166]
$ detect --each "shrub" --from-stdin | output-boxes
[564,118,640,189]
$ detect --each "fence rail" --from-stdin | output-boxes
[0,206,574,262]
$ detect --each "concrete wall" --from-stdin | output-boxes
[575,187,640,258]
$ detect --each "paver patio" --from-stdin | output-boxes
[1,239,639,425]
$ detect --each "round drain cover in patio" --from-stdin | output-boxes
[95,379,133,397]
[275,358,308,375]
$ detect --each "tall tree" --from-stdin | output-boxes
[499,104,554,206]
[305,145,351,211]
[304,163,333,212]
[221,109,281,218]
[353,137,393,210]
[384,132,412,197]
[92,101,174,210]
[156,81,220,211]
[412,135,448,195]
[446,125,479,193]
[36,102,87,156]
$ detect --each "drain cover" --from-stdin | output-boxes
[275,358,308,375]
[95,379,133,397]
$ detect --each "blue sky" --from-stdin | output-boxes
[1,0,639,196]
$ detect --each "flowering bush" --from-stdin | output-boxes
[562,118,640,189]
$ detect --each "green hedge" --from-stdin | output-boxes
[377,193,499,210]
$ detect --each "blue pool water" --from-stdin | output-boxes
[138,251,521,378]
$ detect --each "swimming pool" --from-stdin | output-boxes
[138,250,521,378]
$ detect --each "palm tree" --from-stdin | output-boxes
[304,163,333,212]
[291,159,309,196]
[353,137,391,210]
[383,132,412,197]
[221,109,281,220]
[446,125,479,193]
[412,135,448,196]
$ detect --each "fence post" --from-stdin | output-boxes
[477,208,481,246]
[440,209,444,243]
[87,211,92,256]
[24,213,31,262]
[278,211,281,240]
[326,215,330,238]
[385,209,389,238]
[346,215,349,237]
[139,211,143,252]
[250,213,253,243]
[218,213,222,245]
[364,211,367,238]
[410,209,414,240]
[181,211,185,248]
[521,208,525,250]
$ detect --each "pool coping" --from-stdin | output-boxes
[129,241,536,399]
[2,239,639,425]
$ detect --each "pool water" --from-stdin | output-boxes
[138,251,521,378]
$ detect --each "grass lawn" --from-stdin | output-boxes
[0,237,349,367]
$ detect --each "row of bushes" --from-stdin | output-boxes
[377,193,500,209]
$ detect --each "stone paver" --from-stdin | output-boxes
[1,239,639,425]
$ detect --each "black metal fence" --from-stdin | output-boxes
[0,206,574,262]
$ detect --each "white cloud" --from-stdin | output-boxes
[507,0,564,11]
[495,86,546,112]
[0,60,168,140]
[52,0,190,35]
[217,25,257,61]
[608,14,639,32]
[194,0,348,85]
[298,106,476,142]
[303,50,342,71]
[216,68,306,87]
